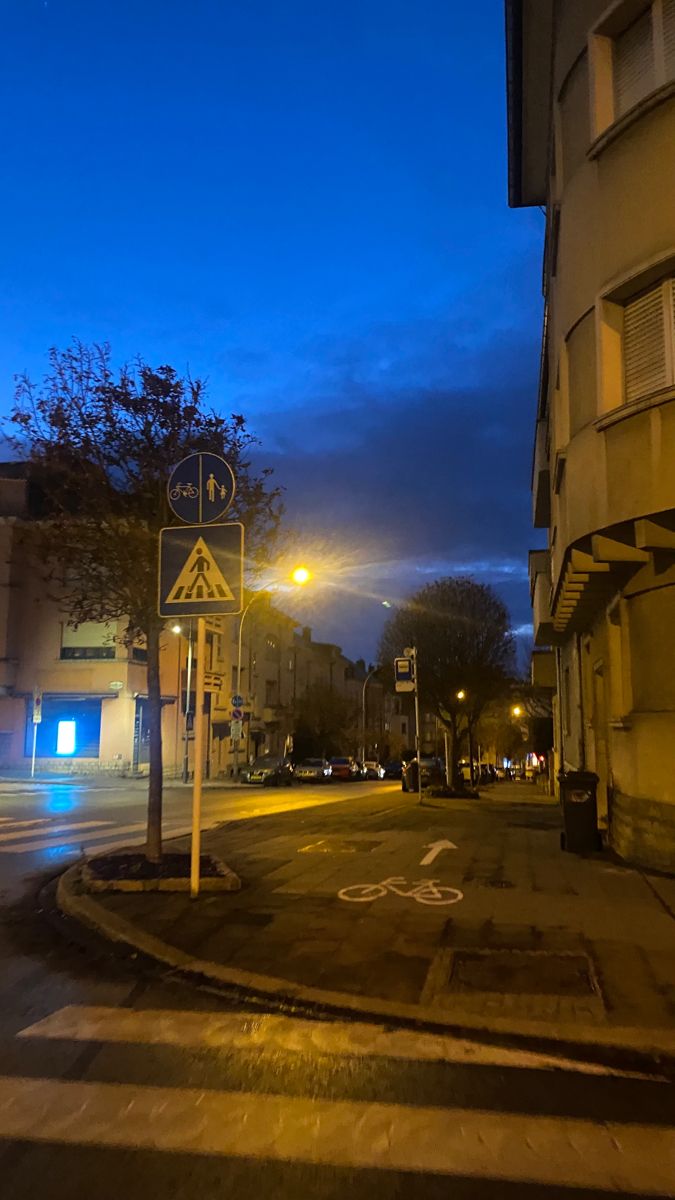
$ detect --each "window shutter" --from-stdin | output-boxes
[623,284,668,402]
[614,10,655,116]
[664,0,675,80]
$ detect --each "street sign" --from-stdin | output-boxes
[32,691,43,724]
[231,707,243,720]
[231,694,244,707]
[158,522,244,618]
[167,452,236,525]
[394,656,415,692]
[230,719,243,739]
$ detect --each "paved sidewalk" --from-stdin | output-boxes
[60,784,675,1060]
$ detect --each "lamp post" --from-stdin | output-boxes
[232,565,312,779]
[360,665,379,763]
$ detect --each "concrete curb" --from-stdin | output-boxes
[56,864,675,1073]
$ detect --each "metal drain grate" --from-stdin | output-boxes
[447,949,597,997]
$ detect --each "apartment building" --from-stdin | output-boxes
[0,470,382,776]
[507,0,675,870]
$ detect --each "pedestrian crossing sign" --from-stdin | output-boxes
[158,523,243,617]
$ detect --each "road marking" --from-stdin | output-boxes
[0,820,113,844]
[0,821,147,854]
[17,1005,662,1079]
[419,839,458,866]
[338,877,463,906]
[0,1074,672,1189]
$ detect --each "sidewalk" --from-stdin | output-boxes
[59,784,675,1065]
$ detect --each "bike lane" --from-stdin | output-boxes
[57,784,675,1061]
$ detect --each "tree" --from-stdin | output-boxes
[293,682,359,760]
[8,341,282,860]
[378,577,515,788]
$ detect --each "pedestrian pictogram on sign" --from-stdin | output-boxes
[166,537,235,604]
[158,522,244,618]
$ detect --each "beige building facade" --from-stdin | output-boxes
[508,0,675,870]
[0,474,385,777]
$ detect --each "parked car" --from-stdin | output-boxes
[354,760,368,779]
[401,755,445,791]
[363,760,385,779]
[383,759,402,779]
[294,758,332,783]
[246,754,294,786]
[329,756,361,781]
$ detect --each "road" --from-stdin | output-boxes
[0,776,673,1198]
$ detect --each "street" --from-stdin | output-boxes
[0,776,673,1197]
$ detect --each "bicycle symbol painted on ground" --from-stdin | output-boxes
[338,876,463,907]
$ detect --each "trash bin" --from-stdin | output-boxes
[558,770,602,853]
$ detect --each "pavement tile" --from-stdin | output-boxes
[87,784,675,1039]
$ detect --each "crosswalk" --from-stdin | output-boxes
[2,1004,673,1194]
[0,814,202,856]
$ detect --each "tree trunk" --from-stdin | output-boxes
[145,621,163,862]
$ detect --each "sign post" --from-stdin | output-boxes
[396,648,423,805]
[190,617,207,900]
[159,456,243,900]
[31,690,42,779]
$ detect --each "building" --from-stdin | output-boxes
[0,470,385,776]
[507,0,675,871]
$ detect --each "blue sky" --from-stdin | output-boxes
[0,0,544,659]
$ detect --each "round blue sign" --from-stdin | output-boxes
[231,694,244,707]
[167,453,236,524]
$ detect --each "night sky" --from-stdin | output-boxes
[0,0,544,661]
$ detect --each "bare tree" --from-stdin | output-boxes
[379,577,515,788]
[8,341,282,860]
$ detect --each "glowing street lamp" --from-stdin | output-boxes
[234,564,313,777]
[512,704,523,718]
[456,689,466,701]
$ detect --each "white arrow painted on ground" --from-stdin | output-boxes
[419,839,458,866]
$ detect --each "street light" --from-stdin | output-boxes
[512,704,523,718]
[233,565,312,777]
[456,689,466,701]
[360,665,379,763]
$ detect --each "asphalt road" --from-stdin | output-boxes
[0,777,673,1198]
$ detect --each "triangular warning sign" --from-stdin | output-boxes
[166,537,235,604]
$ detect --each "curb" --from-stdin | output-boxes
[56,864,675,1075]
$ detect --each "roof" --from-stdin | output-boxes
[505,0,554,207]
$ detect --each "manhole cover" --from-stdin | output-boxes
[448,950,597,997]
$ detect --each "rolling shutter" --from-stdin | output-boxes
[614,9,655,116]
[623,284,668,402]
[664,0,675,80]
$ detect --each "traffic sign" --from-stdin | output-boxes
[231,694,244,707]
[394,656,415,692]
[231,707,243,720]
[167,453,236,525]
[230,719,243,740]
[158,522,244,618]
[32,690,43,724]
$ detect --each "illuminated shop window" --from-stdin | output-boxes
[56,720,76,756]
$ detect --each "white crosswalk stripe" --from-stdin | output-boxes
[10,1004,674,1192]
[0,815,205,855]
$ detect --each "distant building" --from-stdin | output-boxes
[507,0,675,871]
[0,470,386,775]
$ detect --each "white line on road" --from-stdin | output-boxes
[0,1074,672,1190]
[0,821,147,854]
[18,1005,661,1078]
[419,839,458,866]
[0,821,114,844]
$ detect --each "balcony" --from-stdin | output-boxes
[532,418,551,528]
[531,648,556,689]
[529,549,554,646]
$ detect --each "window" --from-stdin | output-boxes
[265,679,278,707]
[613,2,675,119]
[60,620,115,661]
[623,279,675,402]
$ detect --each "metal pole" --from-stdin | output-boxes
[411,647,423,805]
[233,595,255,780]
[30,722,37,779]
[190,616,206,899]
[182,619,193,783]
[444,730,450,786]
[361,666,377,763]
